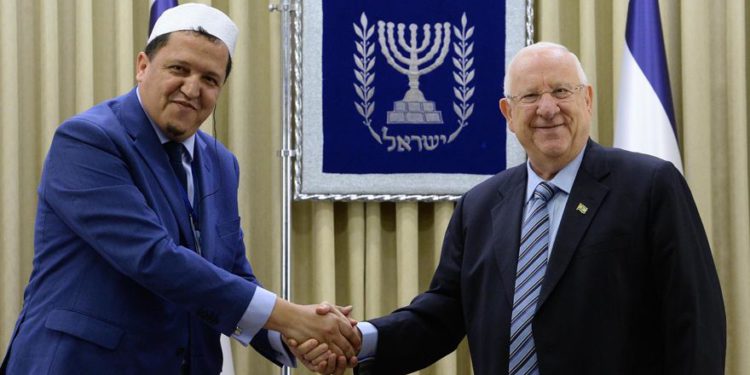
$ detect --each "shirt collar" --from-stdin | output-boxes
[525,146,586,203]
[136,85,196,162]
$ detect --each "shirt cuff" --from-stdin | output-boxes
[231,287,276,346]
[356,321,378,360]
[268,330,296,367]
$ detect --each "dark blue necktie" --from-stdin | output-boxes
[163,141,187,192]
[509,182,557,375]
[163,141,192,249]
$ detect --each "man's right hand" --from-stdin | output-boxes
[265,298,361,358]
[285,302,361,374]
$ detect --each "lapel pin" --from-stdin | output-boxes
[576,203,588,214]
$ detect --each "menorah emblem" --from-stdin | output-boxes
[377,20,451,124]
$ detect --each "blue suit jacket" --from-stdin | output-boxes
[367,140,726,374]
[2,89,279,374]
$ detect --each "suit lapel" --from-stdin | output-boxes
[194,134,218,201]
[120,89,196,250]
[538,141,610,308]
[491,166,527,306]
[193,134,219,262]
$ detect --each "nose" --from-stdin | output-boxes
[181,77,200,99]
[535,93,560,119]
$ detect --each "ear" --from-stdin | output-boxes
[499,98,516,133]
[584,84,594,114]
[135,52,149,83]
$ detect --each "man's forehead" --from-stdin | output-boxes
[514,48,573,71]
[156,33,228,78]
[510,52,578,85]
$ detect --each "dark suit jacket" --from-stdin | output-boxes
[2,89,280,374]
[367,140,726,374]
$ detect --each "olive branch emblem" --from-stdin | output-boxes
[449,13,475,143]
[353,13,380,143]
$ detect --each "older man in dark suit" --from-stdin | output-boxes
[293,41,726,375]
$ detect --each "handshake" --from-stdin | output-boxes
[267,298,362,374]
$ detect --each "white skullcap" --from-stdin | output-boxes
[147,3,238,57]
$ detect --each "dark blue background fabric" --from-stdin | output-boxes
[321,0,507,174]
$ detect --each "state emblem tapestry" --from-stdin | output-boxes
[297,0,527,200]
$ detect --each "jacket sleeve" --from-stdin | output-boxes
[42,118,257,336]
[648,162,726,374]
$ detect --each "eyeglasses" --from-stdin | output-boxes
[506,84,586,105]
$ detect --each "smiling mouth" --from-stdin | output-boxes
[172,101,197,111]
[534,123,564,129]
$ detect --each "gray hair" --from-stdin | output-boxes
[503,42,589,97]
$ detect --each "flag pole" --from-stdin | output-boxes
[270,0,295,373]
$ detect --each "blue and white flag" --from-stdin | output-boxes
[149,0,178,34]
[614,0,683,173]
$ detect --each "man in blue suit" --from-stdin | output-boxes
[295,42,726,375]
[1,4,358,374]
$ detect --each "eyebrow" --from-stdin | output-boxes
[520,83,577,92]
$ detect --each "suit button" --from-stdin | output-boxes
[176,347,185,356]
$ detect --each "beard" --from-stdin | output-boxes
[165,123,188,139]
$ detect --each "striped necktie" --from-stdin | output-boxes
[509,181,557,375]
